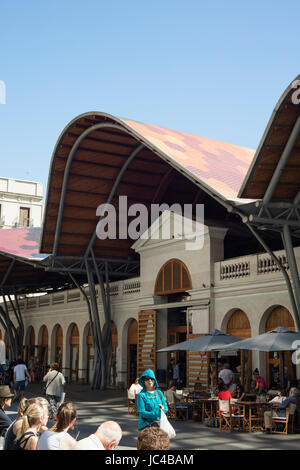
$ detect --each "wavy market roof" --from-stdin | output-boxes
[0,227,47,260]
[40,112,255,258]
[121,118,255,202]
[238,74,300,201]
[0,228,75,294]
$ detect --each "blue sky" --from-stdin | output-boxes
[0,0,299,198]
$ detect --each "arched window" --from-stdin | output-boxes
[154,259,192,295]
[227,309,251,339]
[266,306,295,332]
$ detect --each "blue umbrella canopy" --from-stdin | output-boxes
[157,329,241,353]
[216,326,300,352]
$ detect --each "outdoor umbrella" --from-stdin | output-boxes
[215,326,300,387]
[215,327,300,352]
[157,329,241,353]
[157,329,242,387]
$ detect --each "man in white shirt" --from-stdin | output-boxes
[71,421,122,450]
[218,363,233,389]
[13,359,31,401]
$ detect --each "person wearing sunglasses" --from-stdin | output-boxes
[136,369,168,431]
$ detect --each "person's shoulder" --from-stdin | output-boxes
[62,432,76,449]
[137,390,146,399]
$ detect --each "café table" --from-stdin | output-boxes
[183,394,217,422]
[236,401,266,432]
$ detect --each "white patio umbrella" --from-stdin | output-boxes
[215,327,300,352]
[157,329,242,353]
[157,329,242,387]
[215,326,300,387]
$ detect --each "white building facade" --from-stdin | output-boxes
[0,177,43,228]
[0,214,298,390]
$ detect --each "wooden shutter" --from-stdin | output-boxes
[227,309,252,389]
[137,311,156,378]
[154,259,192,295]
[19,207,30,227]
[186,334,209,388]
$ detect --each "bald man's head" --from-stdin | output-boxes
[96,421,122,450]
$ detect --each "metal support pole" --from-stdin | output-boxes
[68,273,95,345]
[249,215,300,228]
[245,223,300,332]
[281,224,300,331]
[52,120,144,262]
[84,259,105,389]
[0,259,15,288]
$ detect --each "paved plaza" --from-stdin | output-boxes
[6,383,300,451]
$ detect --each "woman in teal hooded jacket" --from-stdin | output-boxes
[136,369,168,430]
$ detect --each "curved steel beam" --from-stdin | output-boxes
[84,142,144,259]
[52,122,141,262]
[260,115,300,211]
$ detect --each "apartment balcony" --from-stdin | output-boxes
[13,218,34,228]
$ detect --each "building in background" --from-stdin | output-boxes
[0,177,43,228]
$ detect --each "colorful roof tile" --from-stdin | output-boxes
[0,227,47,260]
[122,118,255,202]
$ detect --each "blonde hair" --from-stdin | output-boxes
[35,396,49,410]
[17,397,41,417]
[17,403,45,439]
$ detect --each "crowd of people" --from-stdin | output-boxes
[1,354,298,450]
[0,361,171,451]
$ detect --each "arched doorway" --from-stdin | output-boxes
[86,325,94,385]
[54,325,63,370]
[127,319,138,387]
[226,309,252,390]
[38,326,48,377]
[154,259,192,387]
[265,306,295,388]
[70,324,79,383]
[26,326,36,364]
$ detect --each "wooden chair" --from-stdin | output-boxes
[230,400,246,432]
[202,399,216,423]
[173,395,188,420]
[248,404,263,432]
[270,403,296,434]
[164,391,176,420]
[218,399,232,431]
[127,389,138,415]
